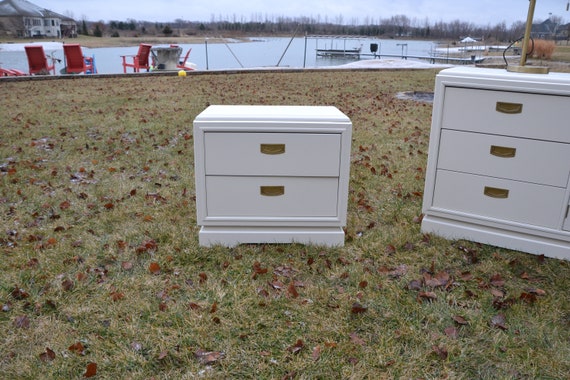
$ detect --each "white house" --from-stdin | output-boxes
[0,0,76,38]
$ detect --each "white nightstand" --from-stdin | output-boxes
[422,67,570,260]
[193,105,352,247]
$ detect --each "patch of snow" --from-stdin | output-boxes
[328,58,452,70]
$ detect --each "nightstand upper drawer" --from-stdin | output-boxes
[438,130,570,187]
[432,170,566,229]
[204,176,340,219]
[204,133,341,176]
[442,87,570,142]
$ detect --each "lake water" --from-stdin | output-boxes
[0,37,436,74]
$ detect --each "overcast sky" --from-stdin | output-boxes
[35,0,569,26]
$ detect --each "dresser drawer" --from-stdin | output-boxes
[204,133,341,176]
[438,130,570,187]
[205,176,339,218]
[432,170,566,229]
[442,87,570,142]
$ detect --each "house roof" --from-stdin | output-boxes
[0,0,72,20]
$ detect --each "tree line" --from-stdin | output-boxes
[82,14,563,42]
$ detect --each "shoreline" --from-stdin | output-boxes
[0,35,248,49]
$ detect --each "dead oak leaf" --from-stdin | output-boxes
[149,262,161,275]
[417,291,437,302]
[286,339,304,355]
[195,349,225,365]
[69,342,86,355]
[351,302,368,314]
[287,282,299,299]
[83,362,97,378]
[432,345,448,360]
[39,347,56,362]
[349,332,366,346]
[14,315,30,329]
[491,313,508,330]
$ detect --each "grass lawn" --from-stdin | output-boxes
[1,69,569,379]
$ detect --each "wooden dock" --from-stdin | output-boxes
[316,48,362,59]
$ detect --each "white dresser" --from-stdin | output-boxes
[193,105,352,247]
[422,67,570,260]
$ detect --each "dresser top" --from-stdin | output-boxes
[437,67,570,94]
[194,105,350,124]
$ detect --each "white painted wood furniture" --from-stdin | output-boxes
[422,67,570,260]
[194,105,352,247]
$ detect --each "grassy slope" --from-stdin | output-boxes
[1,70,569,379]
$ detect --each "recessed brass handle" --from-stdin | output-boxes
[496,102,523,114]
[260,186,285,196]
[260,144,285,155]
[484,186,509,199]
[490,145,516,158]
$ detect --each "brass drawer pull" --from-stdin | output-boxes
[260,144,285,155]
[490,145,516,158]
[484,186,509,199]
[496,102,523,114]
[260,186,285,196]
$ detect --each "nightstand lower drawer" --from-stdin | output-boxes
[432,170,566,229]
[205,176,340,218]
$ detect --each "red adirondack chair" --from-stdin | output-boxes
[24,45,56,75]
[177,48,196,70]
[63,44,97,74]
[0,67,26,76]
[121,43,152,73]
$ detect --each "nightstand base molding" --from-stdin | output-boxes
[422,215,570,260]
[198,226,345,247]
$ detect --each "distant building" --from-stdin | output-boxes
[532,18,570,40]
[0,0,76,38]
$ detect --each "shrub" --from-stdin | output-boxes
[527,39,556,59]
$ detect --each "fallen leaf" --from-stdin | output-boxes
[149,262,161,274]
[39,347,56,362]
[490,287,505,298]
[68,342,86,355]
[418,291,437,301]
[432,345,448,359]
[525,288,546,296]
[136,239,157,254]
[490,273,505,287]
[491,313,508,330]
[349,332,366,346]
[158,350,168,360]
[287,282,299,298]
[452,315,468,325]
[520,292,537,304]
[188,302,202,310]
[11,287,30,300]
[423,271,450,288]
[110,291,125,301]
[351,302,368,314]
[121,261,133,270]
[408,279,422,291]
[14,315,30,329]
[287,339,304,355]
[312,345,321,361]
[62,278,74,291]
[83,362,97,378]
[444,326,458,339]
[195,349,224,365]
